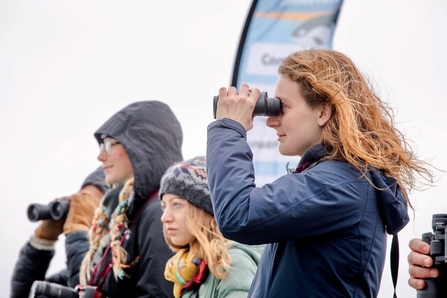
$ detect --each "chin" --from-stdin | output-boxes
[106,176,118,185]
[278,147,294,156]
[279,144,303,157]
[172,239,188,247]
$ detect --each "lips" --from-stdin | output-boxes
[277,134,285,141]
[166,227,177,234]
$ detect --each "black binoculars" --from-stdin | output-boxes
[27,197,70,222]
[417,213,447,298]
[29,280,97,298]
[213,91,281,119]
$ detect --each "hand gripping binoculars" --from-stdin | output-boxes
[417,214,447,298]
[213,91,281,119]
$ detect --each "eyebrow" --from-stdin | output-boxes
[161,196,174,203]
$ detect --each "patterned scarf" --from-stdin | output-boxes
[165,248,208,298]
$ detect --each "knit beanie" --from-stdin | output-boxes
[159,156,213,215]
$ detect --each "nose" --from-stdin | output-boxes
[266,115,279,128]
[160,207,172,223]
[97,148,107,162]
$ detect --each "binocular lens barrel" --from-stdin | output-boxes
[27,198,70,222]
[50,199,70,220]
[30,280,79,298]
[27,203,52,222]
[432,213,447,228]
[213,91,281,119]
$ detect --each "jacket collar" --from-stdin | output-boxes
[289,143,328,173]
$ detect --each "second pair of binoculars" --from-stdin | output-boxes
[213,91,282,119]
[27,197,70,222]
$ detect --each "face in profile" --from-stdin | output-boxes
[161,194,196,247]
[267,75,327,157]
[97,138,133,185]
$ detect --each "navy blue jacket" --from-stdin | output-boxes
[206,119,409,298]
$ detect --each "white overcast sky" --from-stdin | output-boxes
[1,1,446,297]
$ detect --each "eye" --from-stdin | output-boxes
[280,102,287,112]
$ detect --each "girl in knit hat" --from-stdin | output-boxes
[160,156,263,298]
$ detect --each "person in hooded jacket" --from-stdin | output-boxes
[10,166,109,298]
[73,100,183,298]
[159,156,263,298]
[207,49,435,297]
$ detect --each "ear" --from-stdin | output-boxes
[317,102,332,127]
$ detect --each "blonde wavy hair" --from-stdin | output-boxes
[163,202,231,280]
[80,178,134,285]
[278,49,435,207]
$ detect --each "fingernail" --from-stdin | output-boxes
[430,269,439,277]
[417,281,425,290]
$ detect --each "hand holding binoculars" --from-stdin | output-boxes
[213,91,281,119]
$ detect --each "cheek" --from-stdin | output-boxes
[105,176,113,185]
[115,156,133,177]
[292,110,317,129]
[114,153,126,166]
[182,228,196,244]
[179,214,188,227]
[123,156,133,171]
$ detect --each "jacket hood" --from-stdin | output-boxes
[94,100,183,219]
[301,144,409,235]
[370,169,409,235]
